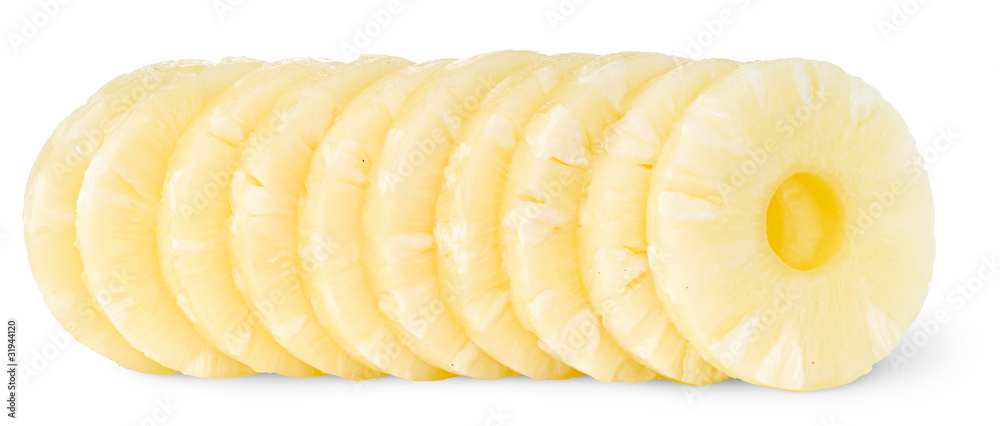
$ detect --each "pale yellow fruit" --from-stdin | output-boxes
[24,60,207,374]
[578,59,737,384]
[500,52,687,382]
[229,55,411,379]
[30,53,930,389]
[434,54,594,379]
[299,60,454,380]
[157,59,326,377]
[364,51,545,378]
[647,59,934,391]
[76,58,263,377]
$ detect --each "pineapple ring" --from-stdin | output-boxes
[24,60,207,374]
[500,52,687,382]
[364,51,542,378]
[434,54,592,379]
[579,59,737,384]
[229,56,411,379]
[647,59,935,391]
[300,60,454,380]
[76,59,262,377]
[158,60,326,377]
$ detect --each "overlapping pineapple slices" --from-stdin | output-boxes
[500,52,686,382]
[25,52,933,390]
[299,59,455,380]
[158,59,326,377]
[24,60,208,374]
[578,58,738,384]
[646,59,933,391]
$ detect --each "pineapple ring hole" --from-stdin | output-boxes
[765,172,844,271]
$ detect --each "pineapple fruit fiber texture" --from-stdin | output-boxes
[24,51,934,391]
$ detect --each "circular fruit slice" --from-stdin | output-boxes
[76,58,263,377]
[647,59,934,391]
[229,55,411,379]
[434,53,594,379]
[364,50,545,378]
[500,52,687,382]
[24,60,207,374]
[578,59,737,384]
[299,60,454,380]
[158,59,326,376]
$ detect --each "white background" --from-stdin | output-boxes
[1,0,997,425]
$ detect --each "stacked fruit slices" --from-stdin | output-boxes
[24,51,933,391]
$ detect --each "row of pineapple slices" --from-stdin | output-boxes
[24,51,934,391]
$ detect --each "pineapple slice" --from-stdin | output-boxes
[500,52,687,382]
[23,60,207,374]
[364,51,544,378]
[578,59,737,384]
[434,53,594,379]
[299,60,455,380]
[157,59,326,377]
[228,55,411,379]
[647,59,934,391]
[76,58,263,377]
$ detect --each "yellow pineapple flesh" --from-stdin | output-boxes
[578,59,737,384]
[299,60,455,380]
[500,52,687,382]
[23,60,208,374]
[76,58,263,377]
[228,55,412,379]
[158,59,326,376]
[646,59,934,391]
[363,51,544,378]
[434,53,594,379]
[24,53,931,388]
